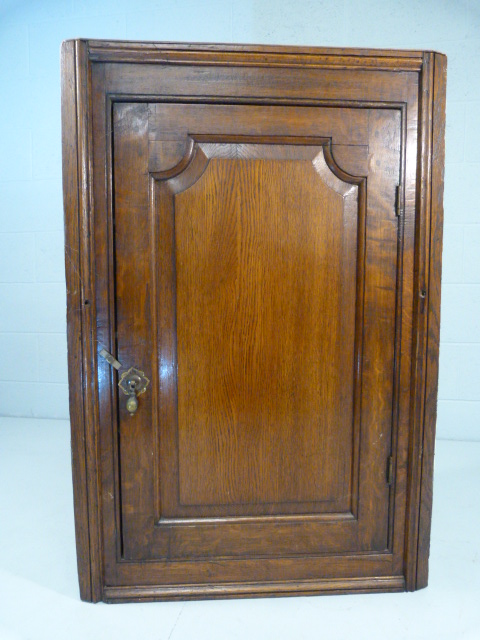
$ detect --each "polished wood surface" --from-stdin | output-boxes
[61,40,446,602]
[113,102,394,562]
[175,150,356,509]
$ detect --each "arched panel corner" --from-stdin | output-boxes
[150,138,210,194]
[312,144,364,197]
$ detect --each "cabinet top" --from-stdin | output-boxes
[63,39,445,71]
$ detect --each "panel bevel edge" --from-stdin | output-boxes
[320,134,366,517]
[313,144,361,195]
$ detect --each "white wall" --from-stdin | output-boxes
[0,0,479,440]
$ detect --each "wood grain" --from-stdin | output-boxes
[61,40,446,602]
[175,150,357,509]
[115,108,396,561]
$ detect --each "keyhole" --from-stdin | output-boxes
[129,380,137,392]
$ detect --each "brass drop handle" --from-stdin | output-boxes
[99,350,150,416]
[125,380,139,415]
[118,367,150,416]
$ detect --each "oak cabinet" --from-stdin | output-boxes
[61,40,446,602]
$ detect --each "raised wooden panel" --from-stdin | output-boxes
[157,141,361,516]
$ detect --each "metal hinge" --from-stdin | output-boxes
[387,455,394,486]
[395,185,404,218]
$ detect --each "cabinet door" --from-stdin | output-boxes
[106,100,401,565]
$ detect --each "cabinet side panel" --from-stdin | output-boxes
[416,52,447,589]
[61,40,92,602]
[62,40,104,602]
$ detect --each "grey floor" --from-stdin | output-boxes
[0,417,478,640]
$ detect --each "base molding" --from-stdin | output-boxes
[103,576,406,603]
